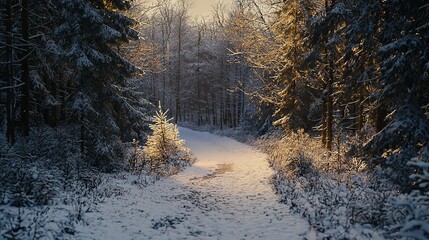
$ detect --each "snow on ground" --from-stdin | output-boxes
[75,127,315,239]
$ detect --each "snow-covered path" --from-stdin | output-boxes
[76,127,314,239]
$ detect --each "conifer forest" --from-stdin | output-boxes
[0,0,428,239]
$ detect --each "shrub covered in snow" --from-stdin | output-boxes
[259,130,405,239]
[390,145,429,239]
[0,126,104,238]
[263,127,429,239]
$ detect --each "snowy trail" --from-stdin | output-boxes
[75,127,314,239]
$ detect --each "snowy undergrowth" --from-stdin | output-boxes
[0,126,157,239]
[0,171,159,239]
[0,104,198,237]
[0,111,195,238]
[257,130,410,239]
[0,127,95,239]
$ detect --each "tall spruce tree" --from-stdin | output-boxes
[363,0,429,192]
[0,0,152,170]
[270,0,319,131]
[52,0,150,170]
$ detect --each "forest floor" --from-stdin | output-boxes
[75,127,315,239]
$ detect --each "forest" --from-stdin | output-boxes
[0,0,428,239]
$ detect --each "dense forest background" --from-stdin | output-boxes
[0,0,428,239]
[134,0,429,193]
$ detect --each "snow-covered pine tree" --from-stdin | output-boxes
[0,0,152,170]
[270,0,318,131]
[363,0,429,192]
[47,0,153,170]
[341,0,383,134]
[144,103,192,175]
[1,0,64,142]
[0,0,17,145]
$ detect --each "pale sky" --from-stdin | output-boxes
[145,0,234,20]
[188,0,233,19]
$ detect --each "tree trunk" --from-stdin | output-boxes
[161,27,167,105]
[175,11,183,123]
[326,60,334,151]
[240,75,245,127]
[324,0,334,151]
[5,0,16,145]
[21,0,31,137]
[375,106,387,132]
[197,30,201,126]
[322,95,327,146]
[357,90,364,132]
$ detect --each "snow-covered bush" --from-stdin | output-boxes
[260,130,402,239]
[144,104,193,175]
[0,126,105,239]
[124,139,149,173]
[0,126,102,207]
[0,135,61,206]
[0,207,63,239]
[261,129,328,178]
[390,145,429,239]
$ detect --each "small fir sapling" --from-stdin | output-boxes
[144,103,192,175]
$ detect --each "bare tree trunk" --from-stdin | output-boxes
[162,29,167,104]
[174,0,189,123]
[5,0,16,145]
[324,0,334,151]
[204,77,209,125]
[241,68,247,126]
[375,106,387,132]
[289,0,299,130]
[159,0,173,109]
[327,60,334,151]
[357,90,364,131]
[197,30,201,126]
[211,90,216,126]
[175,27,181,123]
[220,92,224,130]
[322,95,327,146]
[21,0,31,137]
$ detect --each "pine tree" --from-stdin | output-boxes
[363,0,429,192]
[270,0,319,131]
[0,0,153,171]
[144,103,191,175]
[51,0,151,170]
